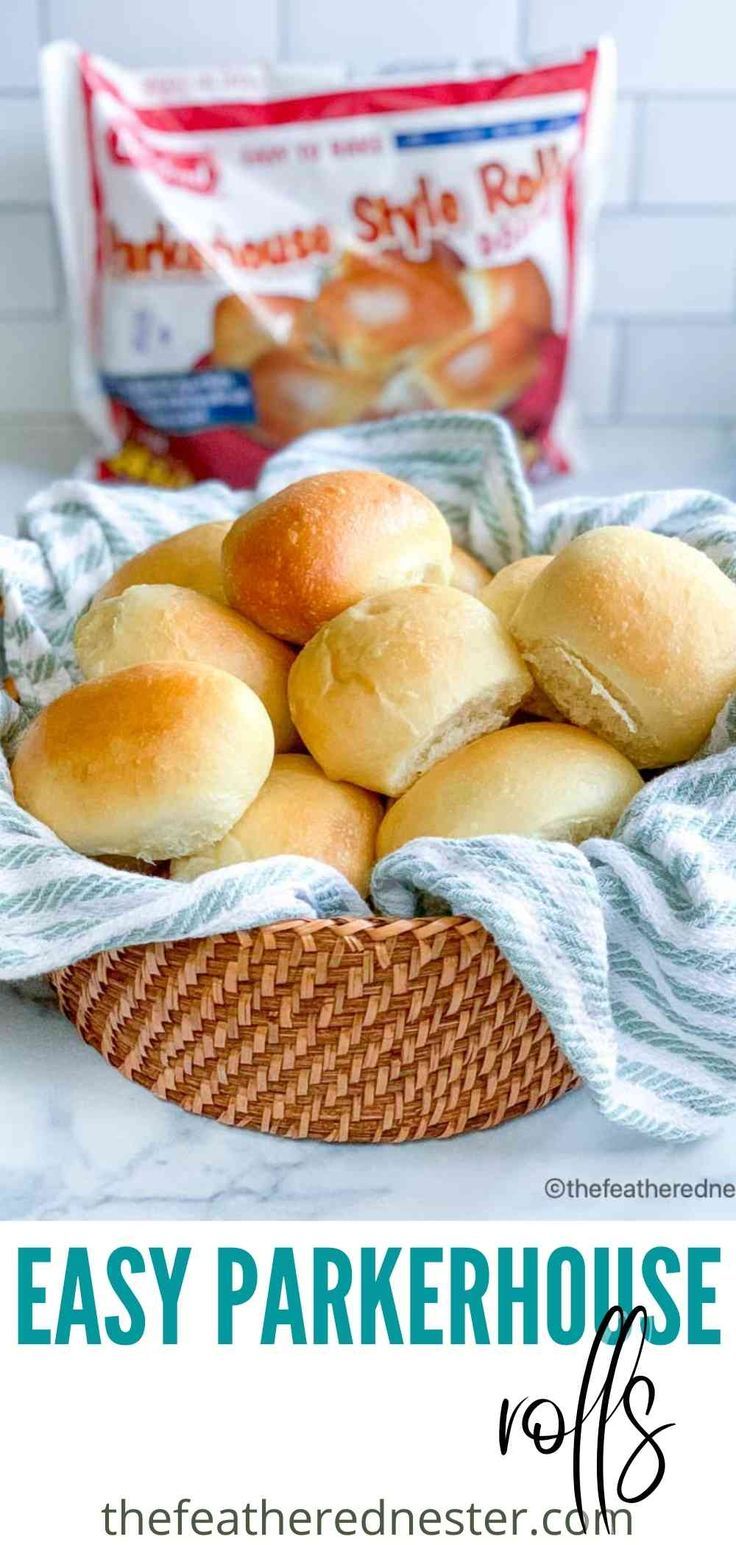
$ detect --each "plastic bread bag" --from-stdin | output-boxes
[42,39,616,489]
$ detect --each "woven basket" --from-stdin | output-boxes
[51,915,578,1142]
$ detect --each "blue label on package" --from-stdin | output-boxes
[395,112,581,150]
[102,369,255,432]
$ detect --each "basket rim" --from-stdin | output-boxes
[226,911,476,935]
[48,913,488,968]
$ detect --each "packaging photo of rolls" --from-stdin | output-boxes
[43,37,614,485]
[1,0,736,1223]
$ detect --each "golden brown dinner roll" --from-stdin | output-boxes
[312,252,471,374]
[288,584,532,796]
[95,520,231,606]
[172,754,382,895]
[212,292,309,370]
[461,259,552,334]
[511,526,736,767]
[12,663,274,861]
[74,584,298,752]
[481,554,552,627]
[403,318,541,411]
[223,470,453,644]
[377,722,643,857]
[249,349,381,445]
[451,544,493,596]
[481,555,556,718]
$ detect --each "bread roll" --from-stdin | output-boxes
[212,292,309,370]
[312,253,471,374]
[95,521,231,606]
[481,555,556,718]
[223,470,453,644]
[511,526,736,766]
[288,584,532,796]
[74,584,298,752]
[481,555,552,627]
[172,754,382,895]
[403,319,541,411]
[377,722,643,856]
[249,349,381,445]
[451,544,493,596]
[461,259,552,334]
[12,663,274,861]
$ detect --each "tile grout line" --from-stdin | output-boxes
[0,202,53,214]
[37,0,51,48]
[592,313,736,326]
[610,319,628,423]
[515,0,531,60]
[0,308,63,324]
[601,204,736,217]
[629,97,647,209]
[277,0,290,62]
[622,88,736,101]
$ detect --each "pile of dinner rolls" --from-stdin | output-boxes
[11,470,736,898]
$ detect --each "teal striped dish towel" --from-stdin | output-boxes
[2,412,736,1143]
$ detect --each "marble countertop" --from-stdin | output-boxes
[2,417,736,1222]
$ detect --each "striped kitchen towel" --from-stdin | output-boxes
[1,411,736,1142]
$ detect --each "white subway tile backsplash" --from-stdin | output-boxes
[571,424,735,493]
[0,318,72,412]
[605,96,635,207]
[0,211,57,314]
[46,0,279,66]
[593,213,736,316]
[575,322,619,420]
[0,99,49,204]
[283,0,519,66]
[527,0,736,93]
[623,323,736,418]
[640,98,736,206]
[0,1,41,91]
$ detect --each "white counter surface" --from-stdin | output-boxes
[2,417,736,1222]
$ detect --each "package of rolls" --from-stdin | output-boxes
[3,412,736,1143]
[42,37,615,488]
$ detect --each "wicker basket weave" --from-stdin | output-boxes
[51,915,578,1142]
